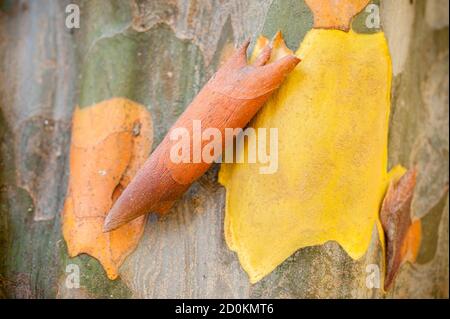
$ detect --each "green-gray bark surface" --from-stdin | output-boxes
[0,0,448,298]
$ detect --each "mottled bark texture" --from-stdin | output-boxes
[0,0,448,298]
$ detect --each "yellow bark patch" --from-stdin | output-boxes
[62,97,153,279]
[220,29,394,283]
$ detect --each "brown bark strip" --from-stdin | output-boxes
[103,38,300,232]
[380,168,422,290]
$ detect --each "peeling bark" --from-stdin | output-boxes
[0,0,448,298]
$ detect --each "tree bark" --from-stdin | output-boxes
[0,0,448,298]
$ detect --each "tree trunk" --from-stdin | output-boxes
[0,0,448,298]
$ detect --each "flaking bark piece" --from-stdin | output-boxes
[62,98,153,280]
[380,168,422,290]
[104,37,300,232]
[219,28,394,283]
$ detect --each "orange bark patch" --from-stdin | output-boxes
[401,219,422,263]
[305,0,371,31]
[62,97,153,280]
